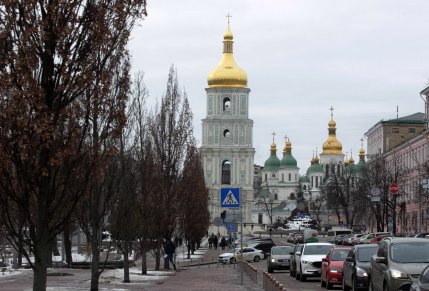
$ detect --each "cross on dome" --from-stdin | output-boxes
[226,13,232,24]
[330,106,334,120]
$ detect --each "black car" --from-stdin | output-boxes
[342,244,378,290]
[248,240,275,258]
[411,264,429,291]
[289,244,303,278]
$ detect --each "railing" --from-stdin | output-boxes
[242,261,258,283]
[262,271,286,291]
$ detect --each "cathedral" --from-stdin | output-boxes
[200,21,366,227]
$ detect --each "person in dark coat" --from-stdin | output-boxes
[164,238,176,270]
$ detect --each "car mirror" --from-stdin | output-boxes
[295,252,301,256]
[374,256,386,264]
[345,257,354,263]
[289,252,294,255]
[322,257,328,262]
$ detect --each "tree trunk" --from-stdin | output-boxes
[140,241,147,275]
[155,239,161,271]
[33,234,49,291]
[123,243,130,283]
[90,236,101,291]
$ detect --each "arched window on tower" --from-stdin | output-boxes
[223,97,231,111]
[222,160,231,185]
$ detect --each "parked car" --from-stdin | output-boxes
[289,244,303,277]
[359,232,390,244]
[342,244,378,291]
[321,246,352,289]
[410,264,429,291]
[412,232,429,238]
[267,245,294,273]
[327,229,353,243]
[369,234,391,244]
[369,237,429,291]
[295,242,334,282]
[350,234,364,245]
[218,247,263,264]
[334,234,348,245]
[248,240,275,259]
[340,234,355,245]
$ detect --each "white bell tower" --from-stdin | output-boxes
[200,19,255,222]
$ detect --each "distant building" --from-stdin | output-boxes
[365,112,425,157]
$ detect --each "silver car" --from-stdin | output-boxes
[267,245,294,273]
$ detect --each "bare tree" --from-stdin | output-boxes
[147,66,194,270]
[0,2,147,290]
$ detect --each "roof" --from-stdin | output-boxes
[382,112,425,125]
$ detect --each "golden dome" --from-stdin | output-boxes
[322,109,343,155]
[359,147,365,161]
[207,23,248,88]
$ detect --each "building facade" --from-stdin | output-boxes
[200,22,255,222]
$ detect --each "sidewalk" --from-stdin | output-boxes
[145,246,264,291]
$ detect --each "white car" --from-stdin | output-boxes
[295,242,334,282]
[218,247,263,264]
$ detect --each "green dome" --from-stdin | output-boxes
[280,138,298,168]
[264,141,280,171]
[264,153,280,171]
[355,159,366,174]
[280,153,298,168]
[307,163,323,174]
[299,175,310,183]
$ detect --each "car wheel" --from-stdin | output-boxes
[268,267,273,273]
[300,267,306,282]
[229,257,235,264]
[254,256,260,262]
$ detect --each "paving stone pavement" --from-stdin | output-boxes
[145,246,265,291]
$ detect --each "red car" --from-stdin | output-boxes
[369,234,390,244]
[321,247,351,289]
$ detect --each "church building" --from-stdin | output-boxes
[200,21,255,222]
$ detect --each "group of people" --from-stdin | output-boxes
[208,233,233,250]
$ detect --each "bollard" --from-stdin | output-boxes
[278,284,286,291]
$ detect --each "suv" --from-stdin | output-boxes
[290,244,303,278]
[295,242,334,282]
[368,237,429,291]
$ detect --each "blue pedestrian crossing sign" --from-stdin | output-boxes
[220,188,240,208]
[227,223,236,233]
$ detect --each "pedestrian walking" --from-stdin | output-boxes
[163,238,176,270]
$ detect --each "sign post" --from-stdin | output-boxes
[220,188,242,284]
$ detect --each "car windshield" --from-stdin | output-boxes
[357,247,378,262]
[272,246,293,255]
[390,242,429,263]
[331,249,350,261]
[303,245,332,255]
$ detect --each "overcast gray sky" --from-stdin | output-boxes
[129,0,429,173]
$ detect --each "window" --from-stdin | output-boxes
[223,129,231,138]
[409,127,416,133]
[274,194,278,200]
[265,174,267,181]
[221,160,231,184]
[282,173,284,181]
[288,173,291,181]
[223,97,231,111]
[392,128,399,133]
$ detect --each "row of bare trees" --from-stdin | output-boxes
[322,152,429,234]
[0,2,209,291]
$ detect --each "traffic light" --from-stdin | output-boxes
[221,211,226,222]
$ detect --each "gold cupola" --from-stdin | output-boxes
[322,107,344,155]
[207,20,248,88]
